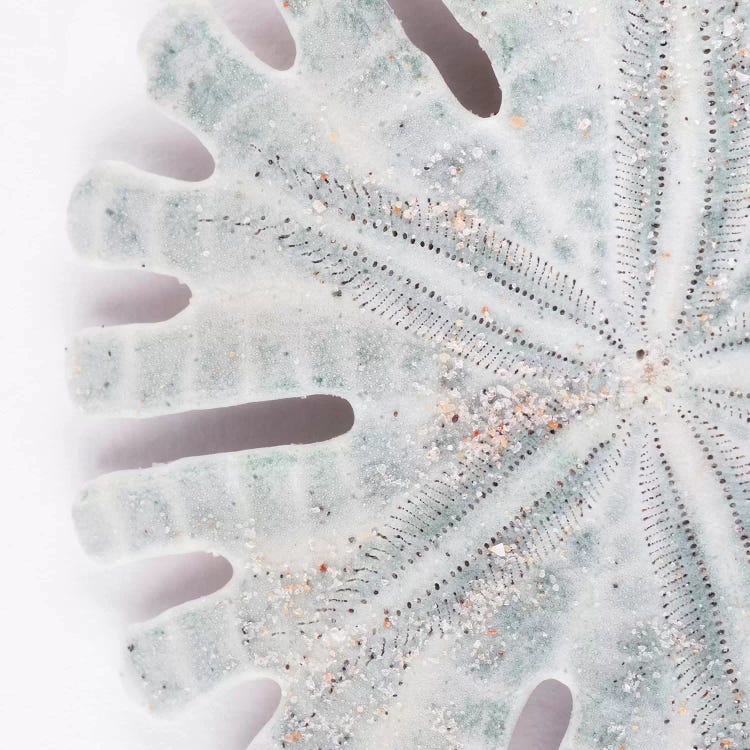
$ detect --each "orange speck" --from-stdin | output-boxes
[284,731,302,742]
[706,277,714,286]
[319,172,328,180]
[228,351,237,358]
[548,420,560,430]
[393,205,401,215]
[481,305,489,314]
[383,617,391,628]
[473,429,480,437]
[509,114,526,129]
[318,563,328,572]
[582,130,589,138]
[660,252,672,258]
[329,133,338,141]
[282,1,289,6]
[741,48,747,56]
[729,118,738,126]
[323,672,333,682]
[487,628,498,635]
[388,53,394,60]
[720,741,733,748]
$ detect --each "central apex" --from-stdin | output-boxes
[610,347,680,411]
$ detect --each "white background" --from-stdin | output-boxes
[2,1,287,747]
[0,1,567,747]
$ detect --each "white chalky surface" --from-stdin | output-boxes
[68,1,750,747]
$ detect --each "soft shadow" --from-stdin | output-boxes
[215,0,500,116]
[72,269,191,328]
[387,0,501,117]
[92,105,215,181]
[507,679,573,750]
[213,0,296,69]
[89,551,233,622]
[86,395,354,475]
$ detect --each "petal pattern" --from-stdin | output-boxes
[69,1,750,748]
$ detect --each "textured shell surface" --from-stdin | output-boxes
[68,0,750,748]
